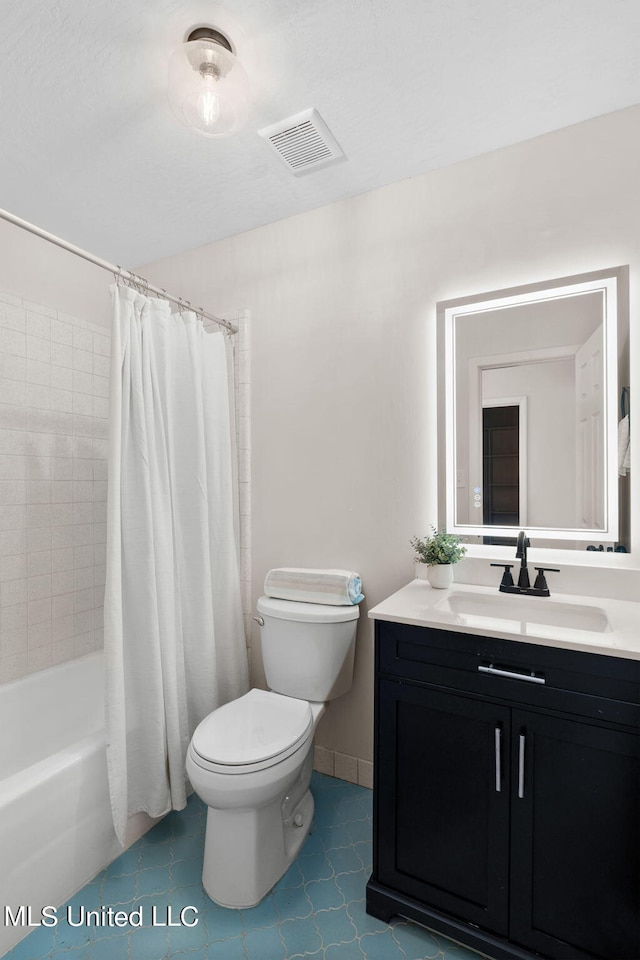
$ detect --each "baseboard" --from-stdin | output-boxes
[313,745,373,789]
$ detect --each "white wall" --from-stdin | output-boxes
[0,219,111,329]
[142,104,640,769]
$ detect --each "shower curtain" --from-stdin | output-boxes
[105,285,249,845]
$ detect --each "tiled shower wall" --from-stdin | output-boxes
[0,292,109,683]
[0,296,251,684]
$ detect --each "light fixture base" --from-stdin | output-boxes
[186,26,232,54]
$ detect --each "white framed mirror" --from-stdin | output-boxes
[437,267,629,551]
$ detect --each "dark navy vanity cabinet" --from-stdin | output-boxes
[366,619,640,960]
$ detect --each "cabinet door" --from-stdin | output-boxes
[510,709,640,960]
[376,679,511,936]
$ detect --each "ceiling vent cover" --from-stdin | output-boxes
[258,108,344,176]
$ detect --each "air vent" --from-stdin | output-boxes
[258,108,344,176]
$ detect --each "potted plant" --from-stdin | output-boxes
[410,528,466,589]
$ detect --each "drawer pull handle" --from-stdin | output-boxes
[494,726,502,793]
[478,664,545,685]
[518,733,526,799]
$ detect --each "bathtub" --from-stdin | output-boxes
[0,652,150,955]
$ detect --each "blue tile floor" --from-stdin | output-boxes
[5,773,489,960]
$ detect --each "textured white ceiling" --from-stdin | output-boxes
[1,0,640,266]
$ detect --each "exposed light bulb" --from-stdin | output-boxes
[196,81,221,128]
[168,27,249,138]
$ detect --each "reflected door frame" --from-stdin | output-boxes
[467,345,579,531]
[478,396,528,527]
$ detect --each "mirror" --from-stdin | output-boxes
[437,267,629,549]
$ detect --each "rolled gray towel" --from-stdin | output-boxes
[264,568,364,605]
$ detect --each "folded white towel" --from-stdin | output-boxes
[618,415,630,477]
[264,568,364,606]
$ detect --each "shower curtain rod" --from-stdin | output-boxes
[0,207,237,335]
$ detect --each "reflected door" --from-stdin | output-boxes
[482,404,520,528]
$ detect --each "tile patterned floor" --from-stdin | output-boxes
[5,773,487,960]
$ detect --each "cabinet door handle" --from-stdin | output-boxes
[518,733,526,799]
[494,726,502,793]
[478,664,545,685]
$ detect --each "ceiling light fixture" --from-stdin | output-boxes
[168,26,249,138]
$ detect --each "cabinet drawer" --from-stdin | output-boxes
[376,620,640,725]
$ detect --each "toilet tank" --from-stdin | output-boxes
[256,596,359,702]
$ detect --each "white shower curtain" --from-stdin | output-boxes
[105,285,249,845]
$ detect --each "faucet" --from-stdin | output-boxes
[515,531,530,589]
[491,530,559,597]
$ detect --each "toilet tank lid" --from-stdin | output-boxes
[257,595,360,623]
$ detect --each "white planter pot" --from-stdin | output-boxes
[427,564,453,590]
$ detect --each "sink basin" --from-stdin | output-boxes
[435,590,612,634]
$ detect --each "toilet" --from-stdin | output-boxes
[186,594,359,908]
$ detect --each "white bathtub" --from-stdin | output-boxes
[0,653,146,956]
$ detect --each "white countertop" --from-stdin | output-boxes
[369,579,640,661]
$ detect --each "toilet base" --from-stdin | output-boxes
[201,749,314,908]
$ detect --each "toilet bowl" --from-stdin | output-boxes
[186,689,324,908]
[186,595,359,908]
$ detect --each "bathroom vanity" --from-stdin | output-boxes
[366,580,640,960]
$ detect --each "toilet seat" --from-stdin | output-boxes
[190,689,313,775]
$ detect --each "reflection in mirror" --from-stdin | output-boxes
[437,268,629,551]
